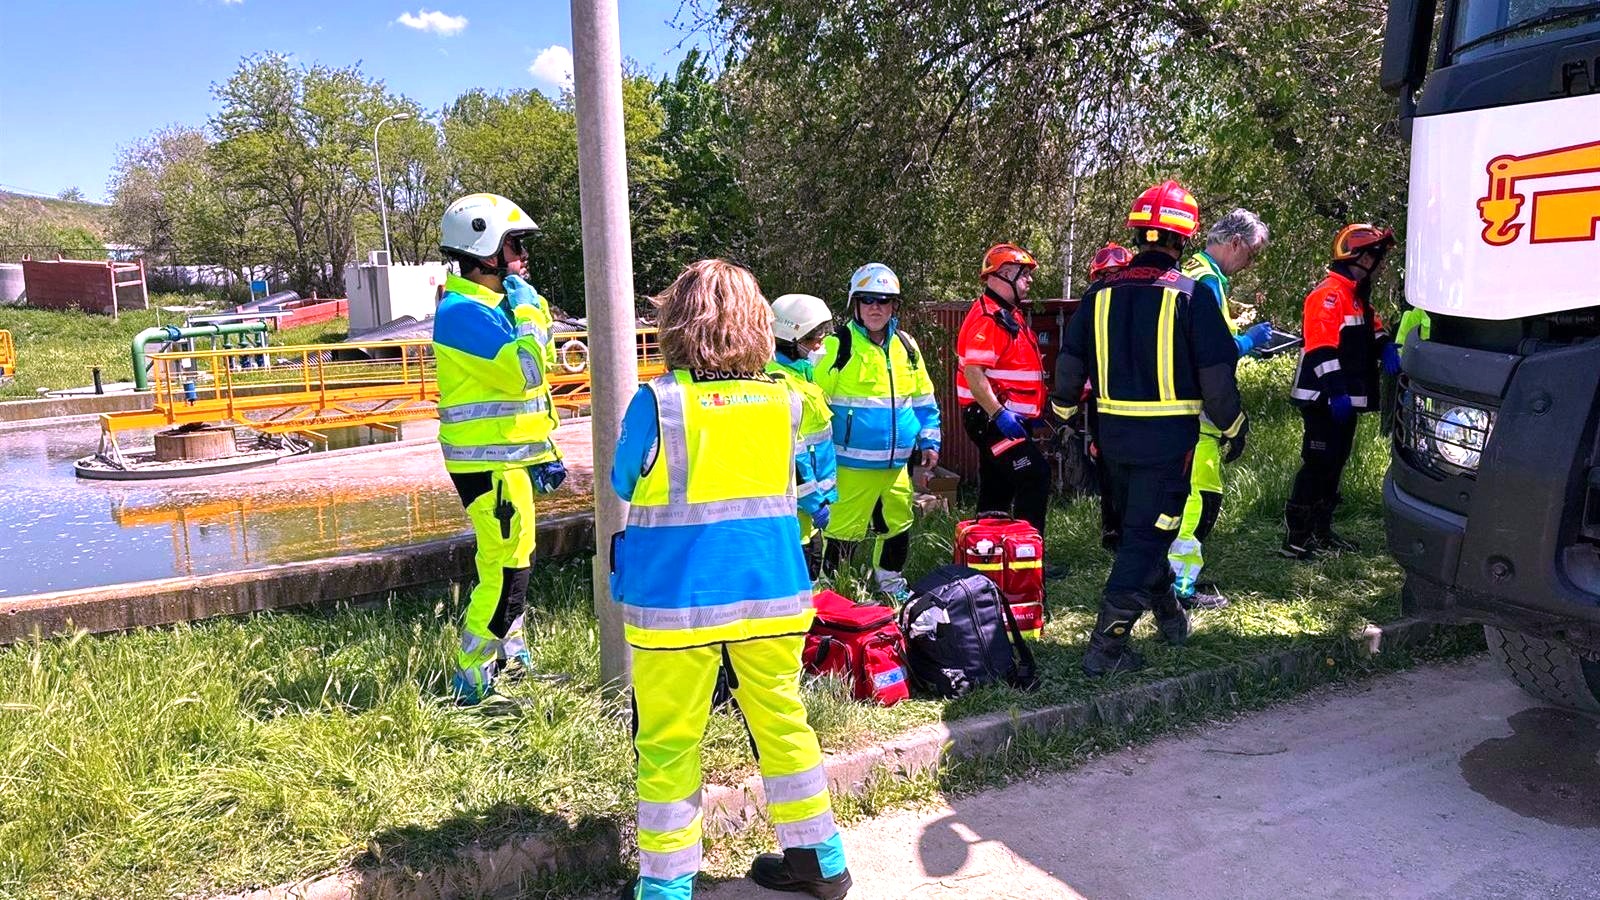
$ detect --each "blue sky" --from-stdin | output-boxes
[0,1,709,203]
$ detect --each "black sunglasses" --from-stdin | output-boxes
[503,233,530,257]
[855,293,898,307]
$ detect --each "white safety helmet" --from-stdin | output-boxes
[771,293,834,342]
[439,192,539,260]
[848,263,901,301]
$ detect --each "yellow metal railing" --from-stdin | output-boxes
[0,329,15,379]
[98,328,665,442]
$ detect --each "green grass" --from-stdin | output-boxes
[0,358,1441,898]
[0,301,351,400]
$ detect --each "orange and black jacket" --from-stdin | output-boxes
[1290,265,1392,410]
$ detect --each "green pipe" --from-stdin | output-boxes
[131,322,270,391]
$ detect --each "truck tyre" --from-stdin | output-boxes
[1484,626,1600,714]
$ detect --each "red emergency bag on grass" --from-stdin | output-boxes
[954,517,1047,639]
[803,590,912,706]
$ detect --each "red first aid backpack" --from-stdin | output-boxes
[954,517,1047,639]
[803,590,912,706]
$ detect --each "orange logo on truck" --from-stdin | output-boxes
[1478,139,1600,246]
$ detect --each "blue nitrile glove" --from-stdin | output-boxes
[530,459,567,494]
[993,409,1027,439]
[812,504,831,531]
[1242,322,1275,355]
[1381,342,1402,376]
[1329,393,1354,425]
[502,273,540,309]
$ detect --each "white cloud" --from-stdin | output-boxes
[395,9,468,36]
[221,0,243,5]
[528,45,574,91]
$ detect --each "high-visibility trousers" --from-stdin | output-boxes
[824,465,913,543]
[632,635,847,899]
[1167,433,1223,593]
[450,466,537,690]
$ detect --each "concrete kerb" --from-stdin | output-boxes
[0,391,154,425]
[0,511,596,644]
[208,617,1453,900]
[697,617,1446,835]
[225,828,623,900]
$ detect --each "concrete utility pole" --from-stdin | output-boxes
[373,112,412,263]
[572,0,636,689]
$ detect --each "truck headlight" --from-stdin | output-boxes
[1433,405,1491,469]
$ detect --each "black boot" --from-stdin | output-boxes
[1082,598,1146,677]
[1280,502,1320,560]
[749,847,852,899]
[1313,496,1359,553]
[1153,588,1191,645]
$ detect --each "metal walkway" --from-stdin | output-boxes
[96,328,664,461]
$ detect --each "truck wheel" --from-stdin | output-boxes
[1484,626,1600,714]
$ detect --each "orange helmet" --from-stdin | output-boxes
[980,242,1037,279]
[1126,179,1200,239]
[1088,242,1133,280]
[1331,223,1395,261]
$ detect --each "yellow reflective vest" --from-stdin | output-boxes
[612,370,813,649]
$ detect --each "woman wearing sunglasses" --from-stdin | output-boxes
[812,263,941,604]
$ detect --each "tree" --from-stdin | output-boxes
[644,49,754,284]
[56,187,85,202]
[377,115,448,265]
[705,0,1410,323]
[212,53,414,296]
[107,125,211,256]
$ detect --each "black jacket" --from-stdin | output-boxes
[1050,250,1244,464]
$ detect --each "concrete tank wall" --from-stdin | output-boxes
[0,263,25,305]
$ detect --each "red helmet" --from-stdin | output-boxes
[1331,223,1395,261]
[980,242,1038,279]
[1126,179,1200,239]
[1088,242,1133,280]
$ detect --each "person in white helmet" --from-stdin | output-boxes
[432,192,567,704]
[768,293,839,576]
[813,263,941,604]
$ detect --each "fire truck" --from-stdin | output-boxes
[1381,0,1600,711]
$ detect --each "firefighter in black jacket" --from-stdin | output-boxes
[1050,181,1248,676]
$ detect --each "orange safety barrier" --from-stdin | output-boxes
[97,328,665,457]
[0,329,14,380]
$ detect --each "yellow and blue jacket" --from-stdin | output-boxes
[432,273,561,473]
[813,319,941,470]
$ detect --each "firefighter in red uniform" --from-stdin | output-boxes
[957,243,1051,535]
[1282,223,1401,559]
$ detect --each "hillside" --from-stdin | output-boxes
[0,190,112,261]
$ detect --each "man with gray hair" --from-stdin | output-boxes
[1168,208,1275,609]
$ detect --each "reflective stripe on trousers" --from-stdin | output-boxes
[632,635,842,888]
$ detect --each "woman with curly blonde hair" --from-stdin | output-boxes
[610,259,852,900]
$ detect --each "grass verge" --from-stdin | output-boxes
[0,358,1430,898]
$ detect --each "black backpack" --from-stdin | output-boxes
[829,322,920,371]
[898,565,1040,698]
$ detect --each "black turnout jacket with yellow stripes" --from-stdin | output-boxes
[1050,250,1245,465]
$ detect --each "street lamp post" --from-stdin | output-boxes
[372,112,413,264]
